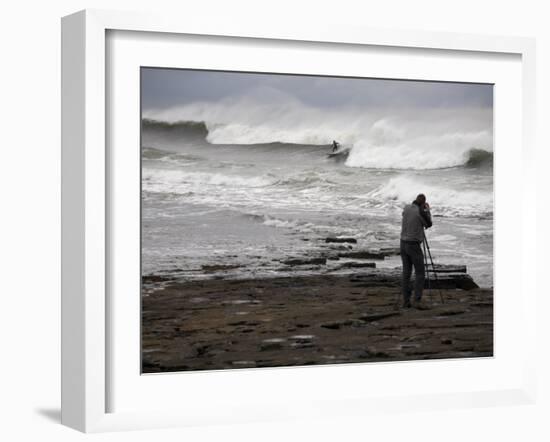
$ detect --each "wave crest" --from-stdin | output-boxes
[466,148,493,168]
[345,134,492,170]
[143,96,493,170]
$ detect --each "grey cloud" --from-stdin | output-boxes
[141,67,493,110]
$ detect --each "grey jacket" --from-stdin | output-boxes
[400,202,432,243]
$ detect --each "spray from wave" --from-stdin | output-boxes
[345,118,492,170]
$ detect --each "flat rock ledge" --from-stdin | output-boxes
[142,272,492,373]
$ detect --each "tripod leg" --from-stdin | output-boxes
[422,239,433,302]
[424,238,444,304]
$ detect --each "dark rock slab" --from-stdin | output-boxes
[431,264,467,274]
[142,274,174,284]
[336,262,376,269]
[201,264,242,273]
[427,273,479,290]
[359,312,401,322]
[320,320,353,330]
[339,247,405,260]
[348,267,479,290]
[282,257,327,266]
[379,247,401,256]
[339,250,386,260]
[325,237,357,244]
[260,339,285,351]
[142,273,492,373]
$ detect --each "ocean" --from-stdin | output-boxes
[141,106,493,288]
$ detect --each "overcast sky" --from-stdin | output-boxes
[141,67,493,111]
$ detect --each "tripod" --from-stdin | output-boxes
[394,232,445,309]
[422,231,445,304]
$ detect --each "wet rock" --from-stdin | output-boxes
[189,297,208,303]
[349,272,401,287]
[431,265,467,274]
[142,274,173,283]
[223,299,262,305]
[336,262,376,269]
[327,245,353,251]
[428,273,479,290]
[325,237,357,244]
[437,309,467,316]
[290,342,315,349]
[142,272,492,373]
[227,320,261,326]
[282,257,327,266]
[289,334,316,349]
[260,338,286,351]
[359,312,401,322]
[201,264,241,273]
[471,302,493,307]
[339,251,386,260]
[348,268,480,290]
[193,344,210,357]
[320,320,353,330]
[379,247,401,256]
[259,342,282,351]
[289,334,315,343]
[232,360,257,367]
[355,347,391,358]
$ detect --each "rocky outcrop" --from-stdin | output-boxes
[201,264,242,273]
[337,247,402,260]
[338,250,387,260]
[142,273,493,373]
[430,264,467,273]
[325,237,357,244]
[349,267,479,290]
[335,262,376,269]
[282,257,327,266]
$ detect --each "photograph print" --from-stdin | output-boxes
[140,68,493,373]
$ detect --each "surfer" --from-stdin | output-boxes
[332,140,340,152]
[400,193,432,309]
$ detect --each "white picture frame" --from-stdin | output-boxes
[61,9,537,433]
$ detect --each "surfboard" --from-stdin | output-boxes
[327,149,349,158]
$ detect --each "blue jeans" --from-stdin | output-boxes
[400,240,425,303]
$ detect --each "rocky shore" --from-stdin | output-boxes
[142,268,493,373]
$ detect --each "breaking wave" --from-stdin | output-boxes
[345,131,492,170]
[142,119,209,141]
[143,95,493,171]
[367,175,493,218]
[465,148,493,168]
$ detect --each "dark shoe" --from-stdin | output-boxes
[412,299,430,310]
[402,300,412,309]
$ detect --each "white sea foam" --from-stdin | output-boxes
[345,127,492,170]
[143,168,491,219]
[260,215,320,233]
[143,168,277,194]
[368,175,493,217]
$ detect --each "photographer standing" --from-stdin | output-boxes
[400,193,432,309]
